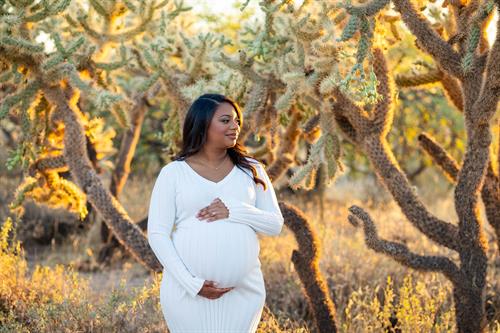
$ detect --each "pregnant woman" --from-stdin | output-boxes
[147,93,285,332]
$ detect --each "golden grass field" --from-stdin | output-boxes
[1,166,499,333]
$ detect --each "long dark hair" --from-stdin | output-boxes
[172,93,267,190]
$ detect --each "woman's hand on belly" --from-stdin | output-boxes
[198,280,235,299]
[196,198,229,223]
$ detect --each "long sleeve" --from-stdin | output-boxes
[222,162,284,236]
[147,164,205,298]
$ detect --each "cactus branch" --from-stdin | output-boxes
[279,201,338,333]
[392,0,463,78]
[43,83,162,272]
[348,205,462,284]
[418,133,460,181]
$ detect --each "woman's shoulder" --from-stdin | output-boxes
[243,156,261,166]
[160,159,183,175]
[242,156,267,176]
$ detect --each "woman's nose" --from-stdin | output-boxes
[230,120,239,129]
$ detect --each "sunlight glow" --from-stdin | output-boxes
[486,10,498,47]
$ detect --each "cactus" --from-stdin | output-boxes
[279,201,338,333]
[336,42,498,332]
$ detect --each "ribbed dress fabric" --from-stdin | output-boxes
[147,157,284,333]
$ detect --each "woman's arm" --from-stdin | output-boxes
[147,163,205,298]
[222,162,284,236]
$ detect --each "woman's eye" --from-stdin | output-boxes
[222,119,240,125]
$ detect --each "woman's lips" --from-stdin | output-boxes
[226,134,237,139]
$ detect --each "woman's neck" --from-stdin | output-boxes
[193,148,228,164]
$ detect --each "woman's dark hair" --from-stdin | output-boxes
[172,93,267,190]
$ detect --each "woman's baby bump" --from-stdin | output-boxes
[172,216,260,288]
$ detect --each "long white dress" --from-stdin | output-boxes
[147,157,284,333]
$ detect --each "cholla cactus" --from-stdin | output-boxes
[335,0,499,328]
[0,0,198,272]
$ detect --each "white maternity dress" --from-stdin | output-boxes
[147,157,284,333]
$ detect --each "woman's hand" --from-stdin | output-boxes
[196,198,229,222]
[198,280,235,299]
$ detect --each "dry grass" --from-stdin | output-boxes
[1,169,499,332]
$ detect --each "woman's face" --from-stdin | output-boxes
[206,102,241,148]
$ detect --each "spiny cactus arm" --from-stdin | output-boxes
[461,1,496,73]
[372,48,393,135]
[75,3,155,43]
[482,164,500,244]
[238,82,269,143]
[419,133,500,251]
[331,54,460,250]
[42,84,162,272]
[395,68,443,87]
[110,93,151,197]
[244,82,269,123]
[440,71,464,111]
[303,113,320,132]
[219,52,265,84]
[417,133,459,182]
[29,155,67,174]
[453,12,499,248]
[219,52,286,89]
[278,201,338,333]
[345,0,390,17]
[395,71,463,111]
[331,89,369,143]
[348,205,462,284]
[158,72,190,123]
[392,0,463,78]
[0,43,42,71]
[363,138,460,250]
[267,106,303,182]
[475,11,500,124]
[160,70,190,112]
[0,80,43,119]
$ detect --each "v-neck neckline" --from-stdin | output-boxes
[182,160,237,186]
